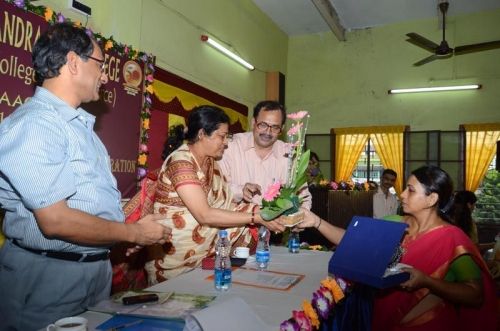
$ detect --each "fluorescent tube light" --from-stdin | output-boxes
[388,84,481,94]
[201,35,255,71]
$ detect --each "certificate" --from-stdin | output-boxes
[207,268,304,291]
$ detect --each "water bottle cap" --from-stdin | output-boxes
[219,230,228,238]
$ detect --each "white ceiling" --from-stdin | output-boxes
[252,0,500,36]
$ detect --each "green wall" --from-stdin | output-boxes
[287,10,500,132]
[35,1,500,132]
[37,0,288,113]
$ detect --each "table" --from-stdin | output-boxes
[83,246,332,330]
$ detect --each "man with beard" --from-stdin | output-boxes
[219,100,311,216]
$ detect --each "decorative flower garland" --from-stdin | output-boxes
[280,276,349,331]
[314,179,378,192]
[7,0,155,182]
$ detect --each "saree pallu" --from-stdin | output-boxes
[145,145,255,285]
[372,225,497,331]
[110,171,159,294]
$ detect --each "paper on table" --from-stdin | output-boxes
[89,292,214,320]
[183,296,271,331]
[206,267,303,291]
[231,268,304,291]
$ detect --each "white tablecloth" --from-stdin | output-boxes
[83,246,332,330]
[149,246,332,329]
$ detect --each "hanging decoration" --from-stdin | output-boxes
[6,0,155,182]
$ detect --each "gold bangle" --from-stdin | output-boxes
[316,217,322,229]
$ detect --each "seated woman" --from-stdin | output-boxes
[452,190,479,244]
[145,105,284,284]
[306,151,324,186]
[299,165,496,330]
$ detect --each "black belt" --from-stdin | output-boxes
[12,239,109,262]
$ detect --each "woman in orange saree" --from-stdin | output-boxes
[144,105,284,284]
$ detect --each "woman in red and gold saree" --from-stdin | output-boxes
[144,106,284,284]
[372,166,497,331]
[298,165,497,331]
[372,224,496,330]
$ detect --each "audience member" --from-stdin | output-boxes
[452,190,479,244]
[373,169,399,219]
[307,151,324,186]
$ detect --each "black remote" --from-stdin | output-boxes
[122,293,159,305]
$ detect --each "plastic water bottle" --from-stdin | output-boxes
[256,226,270,270]
[214,230,232,291]
[288,231,300,253]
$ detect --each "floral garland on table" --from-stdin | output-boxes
[313,179,378,192]
[7,0,155,182]
[280,276,349,331]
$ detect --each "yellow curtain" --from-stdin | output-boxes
[333,126,406,189]
[371,126,406,195]
[463,123,500,192]
[333,128,369,181]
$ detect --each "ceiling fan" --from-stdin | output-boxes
[406,1,500,66]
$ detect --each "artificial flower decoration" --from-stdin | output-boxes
[56,13,65,23]
[317,286,334,310]
[321,278,345,302]
[145,84,154,94]
[104,40,113,51]
[7,0,156,184]
[279,319,300,331]
[13,0,24,8]
[314,178,378,192]
[292,310,312,331]
[302,300,319,329]
[137,154,147,166]
[44,7,53,21]
[260,111,310,221]
[280,277,348,331]
[312,290,330,320]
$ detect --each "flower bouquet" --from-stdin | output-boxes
[260,111,310,226]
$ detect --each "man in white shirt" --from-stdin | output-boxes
[218,100,311,209]
[373,169,399,219]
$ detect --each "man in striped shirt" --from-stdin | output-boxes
[0,23,171,331]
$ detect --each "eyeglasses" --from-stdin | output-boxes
[255,121,282,133]
[215,132,233,141]
[219,132,233,141]
[84,55,106,72]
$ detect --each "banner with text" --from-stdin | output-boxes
[0,1,143,197]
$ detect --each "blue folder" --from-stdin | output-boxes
[96,315,185,331]
[328,216,410,288]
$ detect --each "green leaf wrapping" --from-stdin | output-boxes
[276,198,294,210]
[260,199,294,221]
